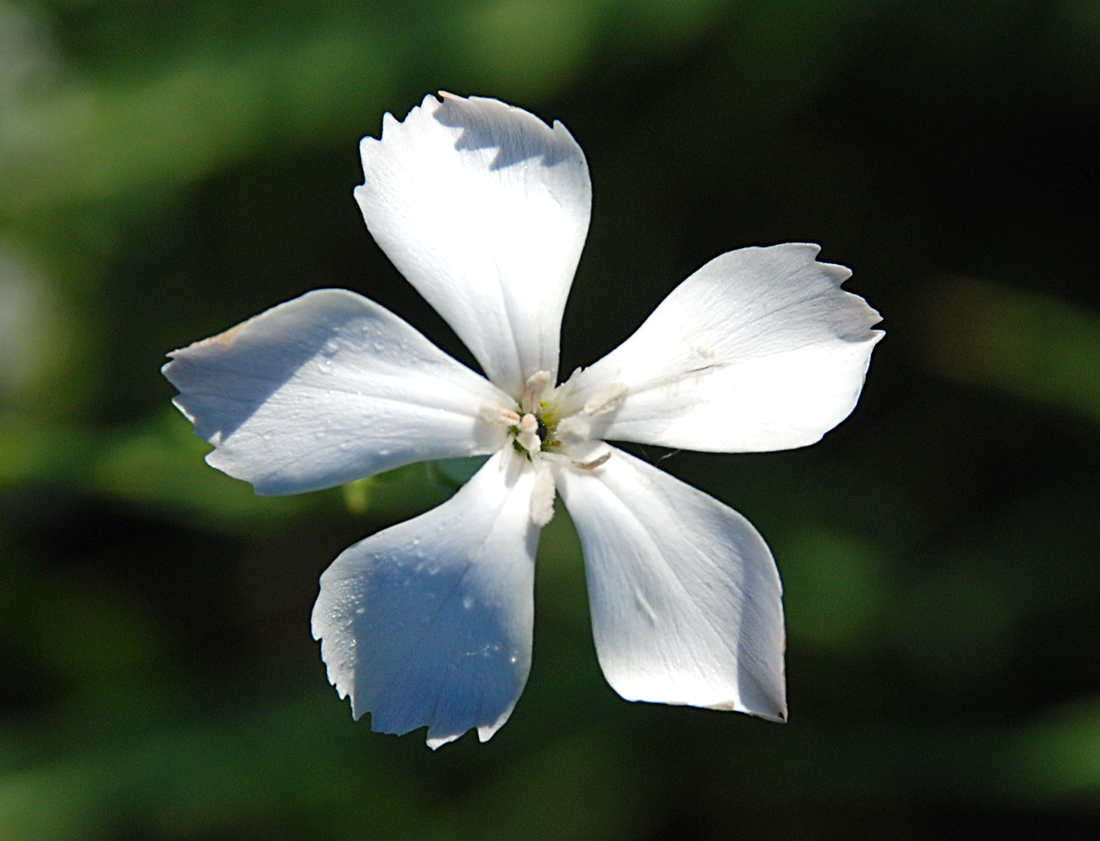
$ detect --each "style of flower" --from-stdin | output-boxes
[163,93,883,748]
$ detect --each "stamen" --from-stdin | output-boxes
[555,414,590,442]
[521,370,553,414]
[480,405,521,426]
[530,467,556,526]
[517,413,541,456]
[572,451,611,471]
[583,383,629,416]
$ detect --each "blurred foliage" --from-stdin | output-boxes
[1,0,1099,838]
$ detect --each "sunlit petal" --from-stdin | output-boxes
[311,449,541,747]
[556,244,883,452]
[356,93,591,396]
[554,447,786,721]
[163,289,511,495]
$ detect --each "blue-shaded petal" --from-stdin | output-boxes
[311,448,542,747]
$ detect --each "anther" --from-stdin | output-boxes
[480,405,521,426]
[522,370,553,414]
[517,413,542,456]
[583,383,629,417]
[572,451,611,471]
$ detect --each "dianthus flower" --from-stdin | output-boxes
[164,94,882,748]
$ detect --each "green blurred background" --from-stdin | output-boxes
[2,0,1099,838]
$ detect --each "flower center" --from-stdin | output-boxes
[513,409,557,458]
[489,369,630,464]
[509,370,561,459]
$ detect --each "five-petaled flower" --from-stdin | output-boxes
[163,93,883,748]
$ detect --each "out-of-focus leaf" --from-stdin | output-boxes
[926,276,1100,424]
[0,11,400,217]
[781,527,889,652]
[0,695,418,841]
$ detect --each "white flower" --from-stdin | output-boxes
[163,93,883,749]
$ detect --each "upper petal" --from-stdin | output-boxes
[163,289,511,495]
[553,447,786,721]
[311,448,541,748]
[356,93,592,397]
[556,244,883,452]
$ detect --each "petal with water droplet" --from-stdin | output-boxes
[163,289,511,495]
[311,448,541,747]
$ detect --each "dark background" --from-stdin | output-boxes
[1,0,1099,838]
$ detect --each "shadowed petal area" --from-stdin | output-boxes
[311,449,541,748]
[553,447,786,721]
[163,289,511,495]
[557,244,883,452]
[356,93,591,397]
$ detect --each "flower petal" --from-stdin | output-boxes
[356,93,591,397]
[553,447,786,720]
[311,449,541,748]
[557,244,883,452]
[163,289,511,495]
